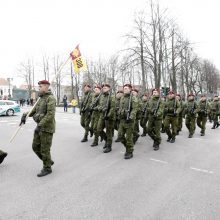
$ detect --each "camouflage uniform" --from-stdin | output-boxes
[184,98,198,138]
[114,95,122,142]
[90,92,102,146]
[133,96,141,144]
[210,99,220,129]
[29,91,56,171]
[197,99,210,135]
[97,91,115,152]
[80,90,93,142]
[177,99,185,134]
[164,96,180,142]
[140,99,149,136]
[0,149,7,164]
[147,95,164,150]
[118,93,138,156]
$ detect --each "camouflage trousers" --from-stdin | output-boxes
[133,119,140,142]
[80,112,91,138]
[185,115,196,135]
[197,115,207,134]
[147,116,162,145]
[32,130,53,170]
[90,111,100,144]
[118,119,135,153]
[97,118,114,145]
[212,113,219,127]
[177,115,183,132]
[140,117,148,135]
[164,115,178,139]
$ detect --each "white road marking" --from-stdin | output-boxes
[190,167,214,174]
[8,123,17,125]
[150,158,168,164]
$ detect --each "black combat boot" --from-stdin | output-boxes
[115,137,121,142]
[0,152,7,164]
[89,129,94,137]
[37,168,52,177]
[170,138,175,143]
[124,152,133,159]
[51,160,54,166]
[103,144,112,153]
[141,133,146,137]
[167,137,172,142]
[91,142,98,147]
[188,134,193,138]
[81,136,88,142]
[103,142,108,149]
[200,133,205,136]
[153,144,160,151]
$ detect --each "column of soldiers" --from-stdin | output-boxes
[79,84,220,159]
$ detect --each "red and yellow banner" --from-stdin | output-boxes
[70,45,87,73]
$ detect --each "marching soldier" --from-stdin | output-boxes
[21,80,56,177]
[140,93,149,137]
[90,85,102,147]
[160,96,166,133]
[176,94,184,135]
[210,95,220,129]
[132,88,141,144]
[0,149,7,164]
[184,94,198,138]
[115,90,124,142]
[164,91,180,143]
[197,95,210,136]
[80,84,93,142]
[96,84,115,153]
[147,89,164,151]
[118,84,138,159]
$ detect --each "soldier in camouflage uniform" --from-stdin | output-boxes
[0,149,7,164]
[80,84,93,142]
[21,80,56,177]
[132,88,141,144]
[147,89,164,151]
[90,85,102,147]
[115,90,124,142]
[160,96,166,133]
[118,84,138,159]
[164,91,180,143]
[176,94,184,135]
[184,94,198,138]
[197,95,210,136]
[96,84,115,153]
[140,93,149,137]
[210,95,220,129]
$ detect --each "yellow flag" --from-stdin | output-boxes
[70,45,87,73]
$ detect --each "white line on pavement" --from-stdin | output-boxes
[190,167,214,174]
[8,123,17,125]
[150,158,168,164]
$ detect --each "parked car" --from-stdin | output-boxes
[0,100,21,116]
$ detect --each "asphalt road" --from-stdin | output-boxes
[0,107,220,220]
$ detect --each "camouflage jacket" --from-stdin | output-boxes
[210,100,220,114]
[97,92,116,120]
[80,91,93,114]
[197,100,210,116]
[119,93,138,121]
[29,91,56,133]
[184,100,198,117]
[164,97,181,116]
[140,100,149,119]
[147,96,164,120]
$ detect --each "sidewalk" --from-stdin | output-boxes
[56,106,80,114]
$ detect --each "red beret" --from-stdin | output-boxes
[84,84,91,88]
[152,88,159,93]
[94,85,101,90]
[143,93,148,97]
[38,80,50,85]
[132,89,139,93]
[176,94,181,97]
[123,84,132,89]
[102,83,111,88]
[117,90,123,94]
[214,95,218,97]
[168,91,174,95]
[188,93,194,97]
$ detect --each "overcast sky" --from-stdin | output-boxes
[0,0,220,85]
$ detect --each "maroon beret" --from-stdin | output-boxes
[132,89,139,93]
[188,93,195,97]
[123,84,132,89]
[117,90,123,94]
[94,85,102,90]
[38,80,50,85]
[168,91,175,95]
[84,84,91,88]
[102,83,111,88]
[176,93,181,97]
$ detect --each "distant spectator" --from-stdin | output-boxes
[63,95,68,112]
[70,98,78,113]
[30,98,34,106]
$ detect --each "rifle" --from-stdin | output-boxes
[126,92,132,121]
[190,100,195,115]
[142,102,148,119]
[173,96,177,115]
[104,91,111,128]
[81,92,91,114]
[153,97,161,117]
[91,92,102,111]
